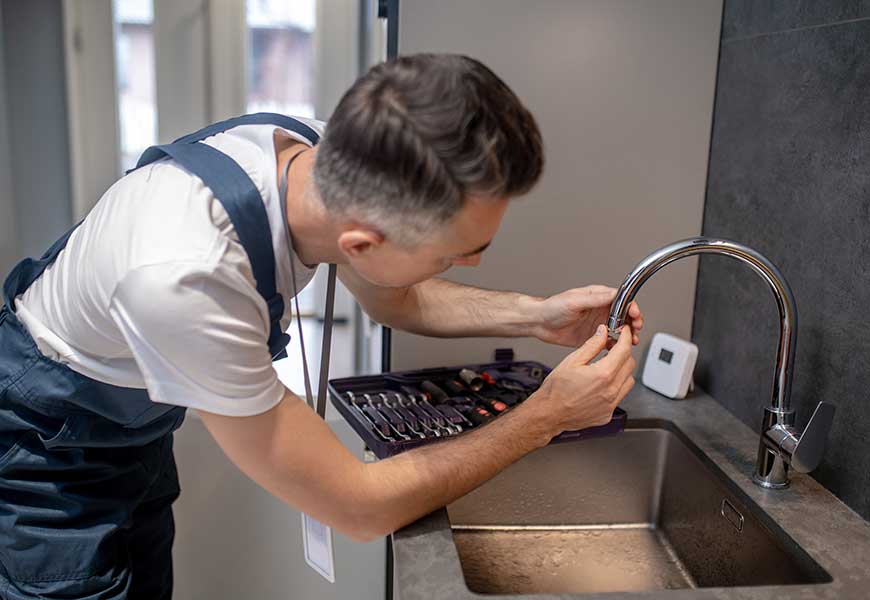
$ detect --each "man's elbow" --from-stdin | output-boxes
[345,527,386,544]
[358,286,415,331]
[359,305,406,332]
[336,511,396,543]
[362,309,391,329]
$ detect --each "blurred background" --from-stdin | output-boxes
[0,1,388,598]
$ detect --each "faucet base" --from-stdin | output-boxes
[752,472,790,490]
[755,408,792,488]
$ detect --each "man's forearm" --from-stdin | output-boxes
[202,328,629,542]
[387,278,543,338]
[356,399,553,538]
[199,389,553,543]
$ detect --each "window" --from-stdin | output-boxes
[246,0,316,118]
[246,0,319,314]
[113,0,156,172]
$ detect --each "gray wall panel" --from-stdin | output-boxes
[173,415,386,600]
[694,6,870,519]
[1,0,73,261]
[0,1,17,276]
[392,0,722,372]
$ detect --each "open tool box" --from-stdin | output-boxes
[328,360,627,458]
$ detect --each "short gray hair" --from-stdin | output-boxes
[313,53,544,247]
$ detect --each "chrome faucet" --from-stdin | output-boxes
[607,237,835,489]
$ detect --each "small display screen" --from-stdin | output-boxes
[659,348,674,364]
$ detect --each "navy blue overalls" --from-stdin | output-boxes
[0,114,319,599]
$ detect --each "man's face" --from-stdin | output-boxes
[338,195,510,288]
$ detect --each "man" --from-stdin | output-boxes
[0,53,642,598]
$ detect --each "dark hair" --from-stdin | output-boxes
[313,53,544,245]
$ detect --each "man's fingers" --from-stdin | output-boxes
[614,351,637,387]
[586,285,616,297]
[598,325,633,369]
[629,302,644,334]
[614,373,636,405]
[577,288,616,310]
[570,324,610,365]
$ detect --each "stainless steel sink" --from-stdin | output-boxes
[446,420,832,595]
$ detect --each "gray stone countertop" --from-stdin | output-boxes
[391,385,870,600]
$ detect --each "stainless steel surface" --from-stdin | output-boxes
[392,386,870,600]
[446,424,829,595]
[451,527,695,595]
[607,237,835,488]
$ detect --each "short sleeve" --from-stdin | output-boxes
[108,260,285,416]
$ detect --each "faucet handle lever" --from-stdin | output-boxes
[790,402,836,473]
[764,401,835,474]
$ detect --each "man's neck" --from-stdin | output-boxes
[277,142,344,267]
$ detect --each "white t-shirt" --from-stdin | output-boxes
[14,118,324,416]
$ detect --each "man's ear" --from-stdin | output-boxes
[337,228,385,258]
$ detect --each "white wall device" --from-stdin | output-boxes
[642,333,698,399]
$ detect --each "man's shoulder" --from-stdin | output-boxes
[100,158,238,267]
[287,115,326,136]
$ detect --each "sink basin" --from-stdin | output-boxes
[447,420,832,595]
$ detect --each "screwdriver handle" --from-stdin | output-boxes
[421,380,449,403]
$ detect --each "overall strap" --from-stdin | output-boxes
[133,113,319,358]
[137,142,289,356]
[135,112,319,170]
[3,221,81,309]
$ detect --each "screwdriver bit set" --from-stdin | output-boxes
[328,360,627,458]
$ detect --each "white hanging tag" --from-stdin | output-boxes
[301,513,336,583]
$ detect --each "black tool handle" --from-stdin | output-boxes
[421,380,449,403]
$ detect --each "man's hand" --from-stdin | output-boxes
[530,285,644,347]
[525,323,636,432]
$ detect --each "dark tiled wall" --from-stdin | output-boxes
[693,1,870,519]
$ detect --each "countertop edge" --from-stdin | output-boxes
[392,385,870,600]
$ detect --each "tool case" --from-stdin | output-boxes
[328,360,627,458]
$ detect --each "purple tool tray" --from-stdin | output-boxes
[328,360,627,459]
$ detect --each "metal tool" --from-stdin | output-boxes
[347,392,395,441]
[364,393,411,441]
[397,389,457,435]
[435,404,471,429]
[458,368,485,391]
[380,393,426,439]
[394,393,443,437]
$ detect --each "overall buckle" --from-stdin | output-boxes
[266,295,285,322]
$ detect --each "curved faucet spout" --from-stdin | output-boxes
[608,237,837,489]
[609,237,836,489]
[607,237,797,420]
